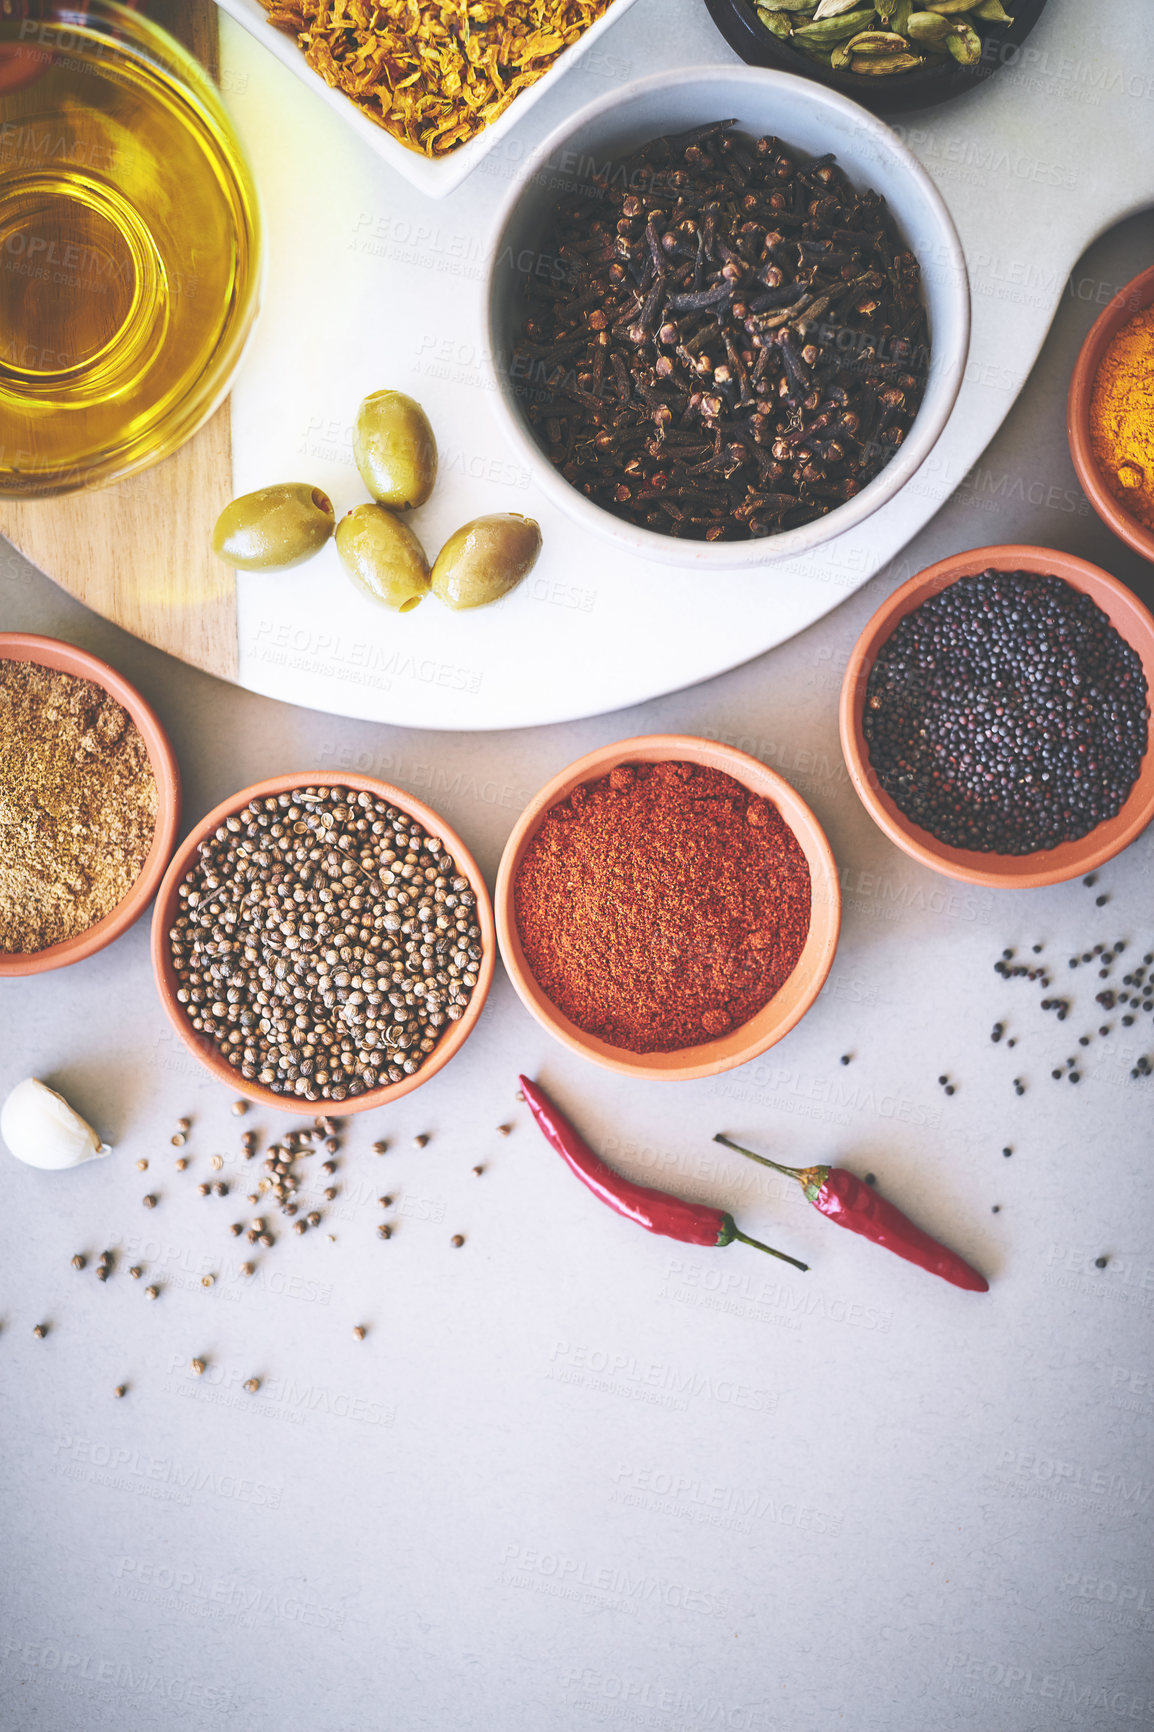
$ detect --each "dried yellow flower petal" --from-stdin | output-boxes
[260,0,612,156]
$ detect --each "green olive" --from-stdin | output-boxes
[335,503,430,612]
[212,482,335,571]
[430,513,542,610]
[353,390,437,510]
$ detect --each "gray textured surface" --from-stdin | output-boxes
[1,208,1152,1730]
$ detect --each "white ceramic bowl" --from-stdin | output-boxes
[486,66,970,569]
[213,0,643,198]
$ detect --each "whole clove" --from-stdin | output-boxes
[513,121,928,542]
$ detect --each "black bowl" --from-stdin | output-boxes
[704,0,1048,115]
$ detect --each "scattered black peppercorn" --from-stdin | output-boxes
[1095,1255,1108,1269]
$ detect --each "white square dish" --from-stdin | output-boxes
[212,0,644,198]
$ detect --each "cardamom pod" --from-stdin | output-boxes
[850,50,924,69]
[755,6,795,35]
[812,0,870,17]
[973,0,1013,19]
[830,39,854,67]
[846,28,911,53]
[795,8,877,41]
[945,18,981,59]
[906,10,954,42]
[889,0,913,32]
[924,0,975,11]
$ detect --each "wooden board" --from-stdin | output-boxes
[0,2,237,683]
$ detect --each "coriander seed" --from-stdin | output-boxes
[413,1133,429,1149]
[114,1385,127,1399]
[210,1155,224,1171]
[306,1211,321,1227]
[136,1159,148,1171]
[71,1253,86,1270]
[377,1225,391,1240]
[171,1133,185,1147]
[451,1235,465,1248]
[129,1266,143,1279]
[372,1140,387,1154]
[142,1193,157,1209]
[33,1322,48,1338]
[177,1117,191,1132]
[175,1157,188,1171]
[240,1262,254,1277]
[231,1100,248,1116]
[190,1358,206,1375]
[353,1325,366,1341]
[145,1286,159,1300]
[243,1378,260,1393]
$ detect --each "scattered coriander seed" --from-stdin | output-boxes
[324,1137,339,1154]
[250,1218,265,1232]
[32,1323,48,1338]
[320,1160,336,1176]
[136,1159,148,1171]
[129,1266,143,1279]
[1095,1255,1109,1269]
[450,1234,465,1248]
[177,1117,191,1132]
[197,1183,210,1196]
[96,1266,109,1282]
[229,1222,243,1237]
[378,1195,393,1208]
[497,1122,512,1135]
[201,1275,215,1289]
[372,1140,388,1155]
[353,1325,366,1341]
[306,1211,321,1227]
[243,1378,260,1393]
[71,1254,86,1270]
[175,1157,188,1171]
[240,1262,254,1276]
[114,1385,127,1399]
[515,1088,525,1101]
[210,1154,224,1171]
[258,1232,274,1248]
[142,1193,157,1209]
[323,1187,337,1201]
[145,1286,159,1300]
[171,1133,186,1147]
[377,1224,391,1240]
[293,1220,308,1235]
[190,1358,206,1375]
[246,1229,259,1244]
[413,1133,429,1149]
[213,1183,228,1197]
[231,1100,248,1116]
[284,1203,299,1217]
[472,1165,483,1176]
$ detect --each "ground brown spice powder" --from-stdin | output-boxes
[0,661,157,953]
[513,760,812,1053]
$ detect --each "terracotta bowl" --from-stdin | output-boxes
[0,633,181,975]
[494,734,840,1081]
[839,546,1154,888]
[151,773,495,1114]
[1068,264,1154,564]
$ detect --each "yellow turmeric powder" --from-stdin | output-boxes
[1089,303,1154,532]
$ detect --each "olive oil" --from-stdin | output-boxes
[0,6,260,496]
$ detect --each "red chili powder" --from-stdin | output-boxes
[513,760,812,1053]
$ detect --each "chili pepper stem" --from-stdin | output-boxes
[714,1133,828,1194]
[729,1226,809,1272]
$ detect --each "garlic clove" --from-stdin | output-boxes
[1,1077,112,1170]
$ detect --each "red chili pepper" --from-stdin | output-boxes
[520,1077,808,1270]
[714,1135,988,1292]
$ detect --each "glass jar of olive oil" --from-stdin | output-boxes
[0,2,260,497]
